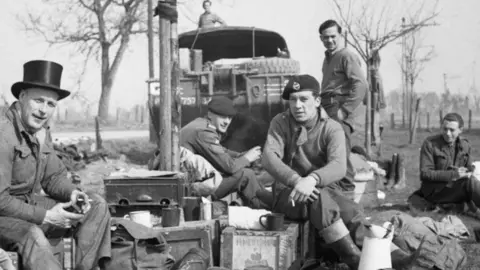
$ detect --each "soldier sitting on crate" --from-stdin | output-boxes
[179,96,273,209]
[0,60,111,270]
[410,113,480,211]
[262,74,425,270]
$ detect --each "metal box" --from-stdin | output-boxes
[104,173,189,217]
[220,223,299,270]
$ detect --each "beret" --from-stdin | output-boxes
[282,74,320,100]
[207,96,237,117]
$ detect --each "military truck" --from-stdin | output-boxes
[153,26,301,152]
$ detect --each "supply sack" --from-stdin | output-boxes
[103,218,176,270]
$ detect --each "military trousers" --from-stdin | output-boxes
[273,182,367,245]
[212,168,269,209]
[0,192,111,270]
[421,176,480,208]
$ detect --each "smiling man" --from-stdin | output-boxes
[180,96,272,209]
[416,113,480,207]
[0,60,111,270]
[262,75,423,270]
[319,20,367,148]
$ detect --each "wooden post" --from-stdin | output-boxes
[364,40,372,156]
[170,0,181,172]
[95,116,103,150]
[158,0,173,171]
[469,109,472,130]
[439,110,443,127]
[141,105,145,124]
[426,112,431,131]
[409,98,421,144]
[148,0,156,143]
[65,109,68,121]
[390,113,395,129]
[116,108,120,124]
[418,112,422,130]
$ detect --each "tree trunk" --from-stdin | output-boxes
[98,43,112,121]
[409,98,421,144]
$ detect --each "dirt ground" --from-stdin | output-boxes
[77,127,480,269]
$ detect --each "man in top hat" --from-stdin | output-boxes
[179,96,272,209]
[262,74,421,270]
[0,60,111,270]
[319,19,367,148]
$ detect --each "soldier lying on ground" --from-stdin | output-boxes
[411,113,480,210]
[178,96,272,209]
[0,60,111,270]
[262,74,425,270]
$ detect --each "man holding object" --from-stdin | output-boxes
[0,60,111,270]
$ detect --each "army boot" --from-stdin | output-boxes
[385,153,398,190]
[328,235,361,269]
[393,153,407,190]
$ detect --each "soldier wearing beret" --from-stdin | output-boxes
[319,19,368,148]
[0,60,111,270]
[263,74,422,270]
[180,96,272,209]
[413,113,480,208]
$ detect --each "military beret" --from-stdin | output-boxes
[282,74,320,100]
[208,96,237,117]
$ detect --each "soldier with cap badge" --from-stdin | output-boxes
[0,60,111,270]
[180,96,272,209]
[262,74,423,270]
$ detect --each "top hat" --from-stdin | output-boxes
[11,60,70,100]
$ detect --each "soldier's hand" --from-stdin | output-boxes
[43,202,84,228]
[244,146,262,163]
[455,167,472,181]
[290,176,320,203]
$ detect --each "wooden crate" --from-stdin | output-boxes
[155,224,215,267]
[156,218,229,266]
[220,223,299,270]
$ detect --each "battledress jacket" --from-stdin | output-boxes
[180,117,249,175]
[262,109,351,193]
[420,134,473,191]
[0,102,78,225]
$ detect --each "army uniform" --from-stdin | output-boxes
[180,98,269,209]
[265,74,422,270]
[418,134,480,206]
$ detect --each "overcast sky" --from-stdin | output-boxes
[1,0,479,113]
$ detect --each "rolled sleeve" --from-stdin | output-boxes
[262,115,302,187]
[310,121,347,187]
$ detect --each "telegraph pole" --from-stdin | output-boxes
[170,0,181,171]
[147,0,156,143]
[401,17,406,129]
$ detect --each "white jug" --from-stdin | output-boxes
[358,222,394,270]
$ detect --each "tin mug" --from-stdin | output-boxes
[162,207,181,227]
[259,213,284,231]
[124,210,152,228]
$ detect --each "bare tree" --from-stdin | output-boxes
[17,0,150,121]
[399,28,435,143]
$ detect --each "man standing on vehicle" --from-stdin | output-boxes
[180,96,272,209]
[319,19,367,148]
[262,74,423,270]
[198,0,226,28]
[0,60,111,270]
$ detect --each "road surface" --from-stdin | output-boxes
[51,129,150,141]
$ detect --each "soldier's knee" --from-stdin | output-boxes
[23,225,50,248]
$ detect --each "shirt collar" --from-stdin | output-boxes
[325,47,344,58]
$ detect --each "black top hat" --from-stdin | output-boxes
[11,60,70,100]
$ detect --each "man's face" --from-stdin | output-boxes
[441,120,462,144]
[288,91,320,123]
[320,26,341,52]
[203,2,211,12]
[18,88,59,133]
[209,112,232,133]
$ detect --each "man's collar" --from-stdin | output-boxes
[325,47,344,58]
